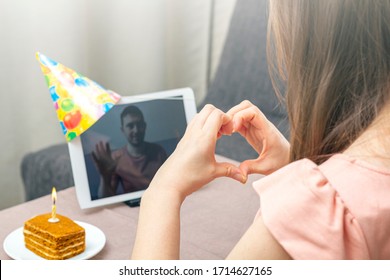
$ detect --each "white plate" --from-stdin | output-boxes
[3,221,106,260]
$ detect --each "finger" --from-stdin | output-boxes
[219,123,233,136]
[214,162,247,183]
[95,141,104,156]
[239,159,260,177]
[232,106,268,134]
[105,142,112,156]
[219,113,234,135]
[190,104,216,130]
[203,108,231,139]
[225,100,255,117]
[239,158,274,177]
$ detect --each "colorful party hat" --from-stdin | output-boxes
[36,52,121,141]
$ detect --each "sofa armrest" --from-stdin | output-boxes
[21,143,74,201]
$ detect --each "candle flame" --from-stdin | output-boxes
[49,187,59,222]
[52,187,57,204]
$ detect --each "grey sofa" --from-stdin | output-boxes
[20,0,288,201]
[21,143,73,201]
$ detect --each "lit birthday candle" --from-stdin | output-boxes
[48,187,59,223]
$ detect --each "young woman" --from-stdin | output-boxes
[131,0,390,259]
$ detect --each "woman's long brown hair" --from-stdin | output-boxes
[267,0,390,164]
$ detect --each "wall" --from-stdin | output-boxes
[0,0,236,210]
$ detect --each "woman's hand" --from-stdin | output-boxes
[148,104,246,200]
[221,100,290,176]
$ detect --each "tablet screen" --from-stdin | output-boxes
[68,88,197,208]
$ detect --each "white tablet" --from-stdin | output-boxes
[68,88,197,209]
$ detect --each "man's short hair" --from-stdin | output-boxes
[120,105,144,126]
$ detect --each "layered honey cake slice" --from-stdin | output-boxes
[23,213,85,260]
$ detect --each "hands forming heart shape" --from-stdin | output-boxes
[152,100,290,199]
[218,101,290,179]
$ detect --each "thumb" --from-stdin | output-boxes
[239,158,273,177]
[214,162,247,183]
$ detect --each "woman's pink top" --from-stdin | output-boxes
[253,154,390,259]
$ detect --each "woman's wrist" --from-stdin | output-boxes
[142,183,187,207]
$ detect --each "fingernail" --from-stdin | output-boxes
[233,172,246,183]
[232,120,238,133]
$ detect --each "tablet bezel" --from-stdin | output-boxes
[68,88,197,209]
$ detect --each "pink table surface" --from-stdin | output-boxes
[0,156,263,260]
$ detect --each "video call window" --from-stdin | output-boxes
[80,98,187,200]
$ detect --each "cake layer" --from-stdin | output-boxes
[23,228,84,249]
[24,231,85,252]
[25,241,85,260]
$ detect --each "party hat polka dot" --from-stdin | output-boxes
[36,52,121,141]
